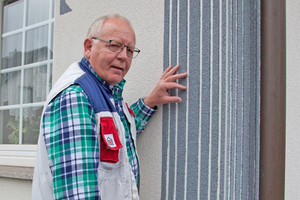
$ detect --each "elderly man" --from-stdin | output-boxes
[32,14,187,200]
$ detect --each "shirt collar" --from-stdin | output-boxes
[80,57,126,98]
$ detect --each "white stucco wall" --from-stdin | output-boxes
[2,1,299,199]
[52,1,300,199]
[0,177,32,200]
[285,0,300,199]
[53,0,165,199]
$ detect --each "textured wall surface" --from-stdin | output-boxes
[2,0,300,199]
[161,0,261,199]
[53,1,165,199]
[0,178,32,200]
[286,0,300,199]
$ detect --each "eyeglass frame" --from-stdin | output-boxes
[91,37,140,58]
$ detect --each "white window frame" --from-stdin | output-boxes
[0,0,54,167]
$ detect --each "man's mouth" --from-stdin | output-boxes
[112,66,123,70]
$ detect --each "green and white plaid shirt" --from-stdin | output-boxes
[42,58,156,199]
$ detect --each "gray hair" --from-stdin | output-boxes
[86,14,133,38]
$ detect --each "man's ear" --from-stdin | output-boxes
[84,38,93,60]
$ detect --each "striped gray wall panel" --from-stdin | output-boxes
[162,0,260,199]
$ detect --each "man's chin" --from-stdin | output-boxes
[107,77,123,86]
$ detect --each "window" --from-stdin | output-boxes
[0,0,54,166]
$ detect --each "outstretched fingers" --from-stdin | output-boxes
[164,81,187,91]
[161,65,179,79]
[144,64,187,108]
[161,65,187,82]
[162,95,183,103]
[160,66,172,79]
[166,72,188,83]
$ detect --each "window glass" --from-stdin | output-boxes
[0,109,20,144]
[27,0,49,26]
[48,63,53,91]
[25,25,49,64]
[50,23,54,59]
[0,106,42,144]
[1,33,22,69]
[0,0,54,146]
[2,0,24,33]
[22,106,43,144]
[23,65,48,103]
[0,70,21,106]
[51,0,54,18]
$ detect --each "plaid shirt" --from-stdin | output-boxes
[42,58,156,199]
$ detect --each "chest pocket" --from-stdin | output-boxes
[99,117,123,163]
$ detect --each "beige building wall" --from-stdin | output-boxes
[53,1,165,199]
[286,0,300,199]
[0,177,32,200]
[2,0,300,199]
[54,1,300,199]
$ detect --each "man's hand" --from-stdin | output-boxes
[144,64,187,108]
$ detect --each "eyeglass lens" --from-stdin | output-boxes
[109,40,138,58]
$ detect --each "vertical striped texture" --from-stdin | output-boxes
[161,0,260,199]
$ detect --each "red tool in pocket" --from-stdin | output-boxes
[99,117,123,163]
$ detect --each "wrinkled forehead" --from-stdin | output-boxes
[100,18,136,45]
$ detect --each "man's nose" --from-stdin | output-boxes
[117,47,128,59]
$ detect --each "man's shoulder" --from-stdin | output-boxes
[48,84,87,105]
[64,84,84,94]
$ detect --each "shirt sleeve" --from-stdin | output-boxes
[130,98,157,136]
[42,85,100,199]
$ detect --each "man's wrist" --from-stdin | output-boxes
[143,97,157,109]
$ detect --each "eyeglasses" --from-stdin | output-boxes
[91,37,140,58]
